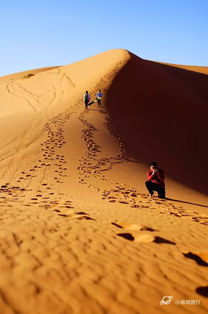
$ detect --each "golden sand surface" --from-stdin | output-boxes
[0,49,207,314]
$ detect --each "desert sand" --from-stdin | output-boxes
[0,49,207,314]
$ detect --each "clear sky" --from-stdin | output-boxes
[1,0,207,76]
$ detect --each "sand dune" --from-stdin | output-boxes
[0,49,207,314]
[162,62,208,75]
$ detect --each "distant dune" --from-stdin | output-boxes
[162,62,208,75]
[0,49,207,314]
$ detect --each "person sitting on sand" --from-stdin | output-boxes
[96,89,103,105]
[145,161,165,198]
[83,91,91,109]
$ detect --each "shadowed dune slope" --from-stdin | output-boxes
[106,52,208,195]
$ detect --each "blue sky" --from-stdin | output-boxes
[1,0,207,76]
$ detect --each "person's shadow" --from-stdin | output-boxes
[165,198,208,208]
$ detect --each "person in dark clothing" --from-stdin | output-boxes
[83,91,91,109]
[145,161,166,198]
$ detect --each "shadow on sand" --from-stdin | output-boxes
[183,252,208,267]
[165,198,208,209]
[105,52,208,195]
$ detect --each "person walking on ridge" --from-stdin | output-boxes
[83,91,91,109]
[96,89,103,106]
[145,162,166,198]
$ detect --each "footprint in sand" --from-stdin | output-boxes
[196,286,208,298]
[112,221,175,244]
[55,209,96,221]
[170,212,182,218]
[58,214,70,217]
[183,251,208,266]
[1,185,8,188]
[112,221,157,232]
[117,233,155,243]
[70,212,96,221]
[119,201,129,205]
[117,233,176,244]
[192,216,208,225]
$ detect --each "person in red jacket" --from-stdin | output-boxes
[145,161,165,198]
